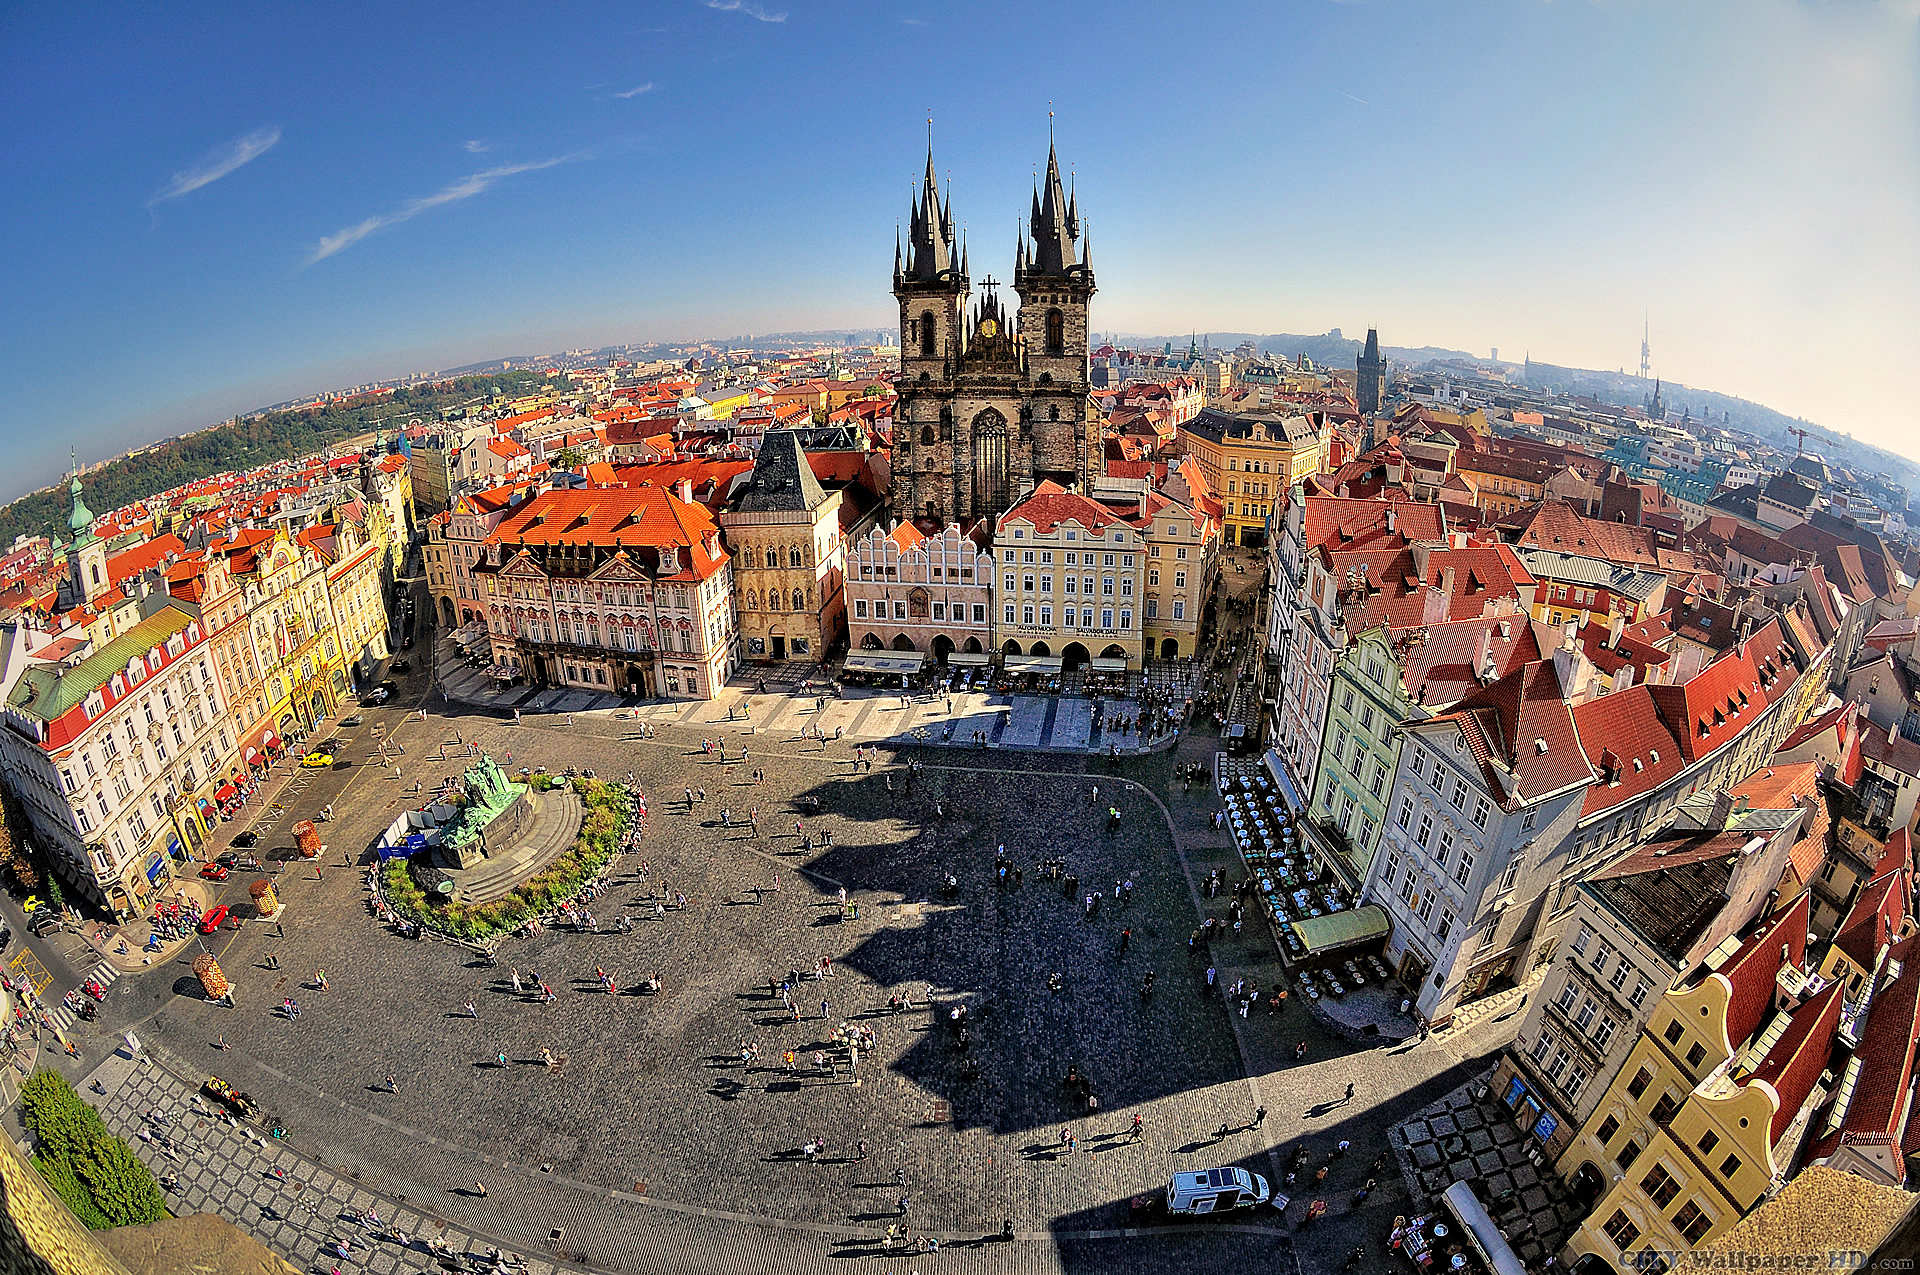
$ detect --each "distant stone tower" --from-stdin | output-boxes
[1356,328,1386,416]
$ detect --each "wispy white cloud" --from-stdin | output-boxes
[1337,89,1369,105]
[149,125,281,205]
[704,0,787,23]
[306,156,572,264]
[463,139,490,154]
[900,15,926,24]
[614,82,656,98]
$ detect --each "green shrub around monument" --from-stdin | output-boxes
[380,778,630,942]
[21,1069,167,1228]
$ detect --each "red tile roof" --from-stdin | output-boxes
[1397,615,1542,711]
[1729,762,1829,888]
[105,533,187,585]
[1812,960,1920,1160]
[1002,480,1146,535]
[1504,498,1661,565]
[1751,979,1846,1142]
[1647,619,1800,762]
[1415,658,1593,805]
[485,483,728,581]
[1301,495,1445,553]
[1832,850,1909,975]
[1715,891,1810,1052]
[1572,686,1687,816]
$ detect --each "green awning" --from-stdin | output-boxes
[1289,904,1389,958]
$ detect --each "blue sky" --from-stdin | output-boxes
[2,0,1916,501]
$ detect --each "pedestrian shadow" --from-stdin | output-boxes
[1305,1099,1345,1119]
[708,1079,746,1101]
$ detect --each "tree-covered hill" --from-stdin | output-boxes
[0,371,551,548]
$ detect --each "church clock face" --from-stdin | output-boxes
[979,318,998,338]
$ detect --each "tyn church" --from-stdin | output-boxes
[890,136,1099,526]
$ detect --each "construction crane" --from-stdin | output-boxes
[1788,425,1814,455]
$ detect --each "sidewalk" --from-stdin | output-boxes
[76,878,215,975]
[89,1046,561,1275]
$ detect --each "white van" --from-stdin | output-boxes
[1165,1166,1271,1215]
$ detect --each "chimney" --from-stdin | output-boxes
[1552,643,1594,702]
[1608,610,1627,649]
[1709,788,1735,831]
[1474,624,1494,680]
[1385,503,1397,532]
[1440,563,1457,600]
[675,478,694,505]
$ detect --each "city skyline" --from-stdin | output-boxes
[2,0,1916,498]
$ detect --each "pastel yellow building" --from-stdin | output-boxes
[1176,407,1327,547]
[1559,895,1846,1272]
[993,481,1147,670]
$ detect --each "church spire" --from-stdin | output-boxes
[904,131,954,282]
[1028,137,1080,276]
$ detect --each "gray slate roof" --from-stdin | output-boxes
[734,431,827,514]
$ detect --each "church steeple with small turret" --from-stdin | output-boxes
[61,452,110,608]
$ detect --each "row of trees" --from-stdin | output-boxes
[0,370,554,548]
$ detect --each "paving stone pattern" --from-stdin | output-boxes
[1388,1067,1586,1269]
[32,565,1536,1275]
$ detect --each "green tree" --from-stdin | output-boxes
[75,1137,167,1226]
[555,446,586,470]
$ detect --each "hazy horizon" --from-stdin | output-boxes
[4,0,1916,498]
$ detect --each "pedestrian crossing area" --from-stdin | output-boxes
[48,959,122,1033]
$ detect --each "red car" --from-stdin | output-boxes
[199,863,229,881]
[198,905,229,934]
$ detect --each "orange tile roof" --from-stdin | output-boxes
[1731,762,1829,887]
[485,483,728,581]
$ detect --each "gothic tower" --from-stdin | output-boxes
[887,130,1097,527]
[1356,327,1386,417]
[891,141,968,525]
[1012,139,1096,491]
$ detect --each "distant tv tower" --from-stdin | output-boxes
[1639,312,1651,380]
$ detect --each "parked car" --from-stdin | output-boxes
[198,862,229,881]
[361,689,391,706]
[198,905,229,933]
[1164,1167,1271,1216]
[231,830,260,849]
[338,714,363,728]
[391,659,412,674]
[300,751,335,769]
[0,925,12,952]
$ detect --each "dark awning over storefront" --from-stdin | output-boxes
[1289,905,1389,959]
